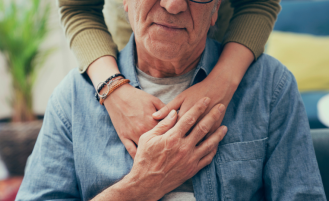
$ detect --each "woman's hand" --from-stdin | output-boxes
[152,42,254,134]
[104,84,165,158]
[87,56,165,158]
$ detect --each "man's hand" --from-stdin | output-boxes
[92,97,227,201]
[104,84,165,158]
[126,97,227,200]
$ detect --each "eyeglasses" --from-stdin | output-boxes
[189,0,213,4]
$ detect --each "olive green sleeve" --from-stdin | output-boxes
[222,0,281,60]
[57,0,118,73]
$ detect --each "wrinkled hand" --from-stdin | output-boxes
[104,84,165,158]
[127,97,227,201]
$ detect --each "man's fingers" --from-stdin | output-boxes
[152,95,184,120]
[171,97,210,138]
[196,126,227,170]
[122,138,138,159]
[151,110,178,135]
[188,104,226,145]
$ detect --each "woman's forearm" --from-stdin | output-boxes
[222,0,281,59]
[205,42,254,105]
[57,0,118,73]
[87,56,120,89]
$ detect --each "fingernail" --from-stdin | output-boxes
[222,126,228,133]
[168,110,176,119]
[218,104,225,113]
[153,110,161,117]
[203,97,210,106]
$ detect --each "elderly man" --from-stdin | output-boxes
[17,0,326,200]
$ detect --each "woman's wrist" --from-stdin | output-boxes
[87,55,121,89]
[209,42,254,89]
[202,42,254,106]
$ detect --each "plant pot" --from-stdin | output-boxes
[0,120,42,176]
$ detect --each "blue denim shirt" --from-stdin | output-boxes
[17,35,326,201]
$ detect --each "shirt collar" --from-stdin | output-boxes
[118,33,222,88]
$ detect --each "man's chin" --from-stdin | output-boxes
[145,41,184,61]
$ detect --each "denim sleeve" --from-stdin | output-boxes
[15,94,80,201]
[263,68,326,200]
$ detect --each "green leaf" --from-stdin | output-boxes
[0,0,53,121]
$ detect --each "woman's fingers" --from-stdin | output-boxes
[152,95,184,120]
[122,138,138,159]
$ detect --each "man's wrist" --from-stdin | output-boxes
[91,172,157,201]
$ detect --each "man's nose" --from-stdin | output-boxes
[160,0,188,15]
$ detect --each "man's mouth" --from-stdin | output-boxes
[153,22,185,31]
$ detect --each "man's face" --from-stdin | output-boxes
[123,0,219,61]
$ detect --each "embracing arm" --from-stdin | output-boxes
[57,0,118,73]
[220,0,281,59]
[57,0,281,158]
[154,0,281,133]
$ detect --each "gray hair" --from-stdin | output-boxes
[208,0,221,37]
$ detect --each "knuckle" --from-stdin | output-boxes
[197,101,206,111]
[139,133,148,142]
[179,145,189,156]
[205,141,215,153]
[119,130,129,138]
[157,121,169,130]
[163,105,170,113]
[136,124,147,134]
[197,122,210,134]
[205,157,213,165]
[165,135,179,148]
[173,127,183,136]
[212,148,218,156]
[185,115,197,126]
[210,109,220,119]
[127,146,136,156]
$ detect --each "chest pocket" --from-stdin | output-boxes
[215,138,268,201]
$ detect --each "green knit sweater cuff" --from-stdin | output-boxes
[222,14,273,60]
[71,29,118,73]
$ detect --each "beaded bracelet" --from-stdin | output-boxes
[99,79,130,105]
[94,73,125,102]
[96,77,123,100]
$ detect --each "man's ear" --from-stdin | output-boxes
[123,0,128,12]
[210,0,221,26]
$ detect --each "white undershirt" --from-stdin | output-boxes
[136,67,197,201]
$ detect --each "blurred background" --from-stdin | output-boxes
[0,0,328,200]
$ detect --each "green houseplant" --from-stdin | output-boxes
[0,0,54,176]
[0,0,52,122]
